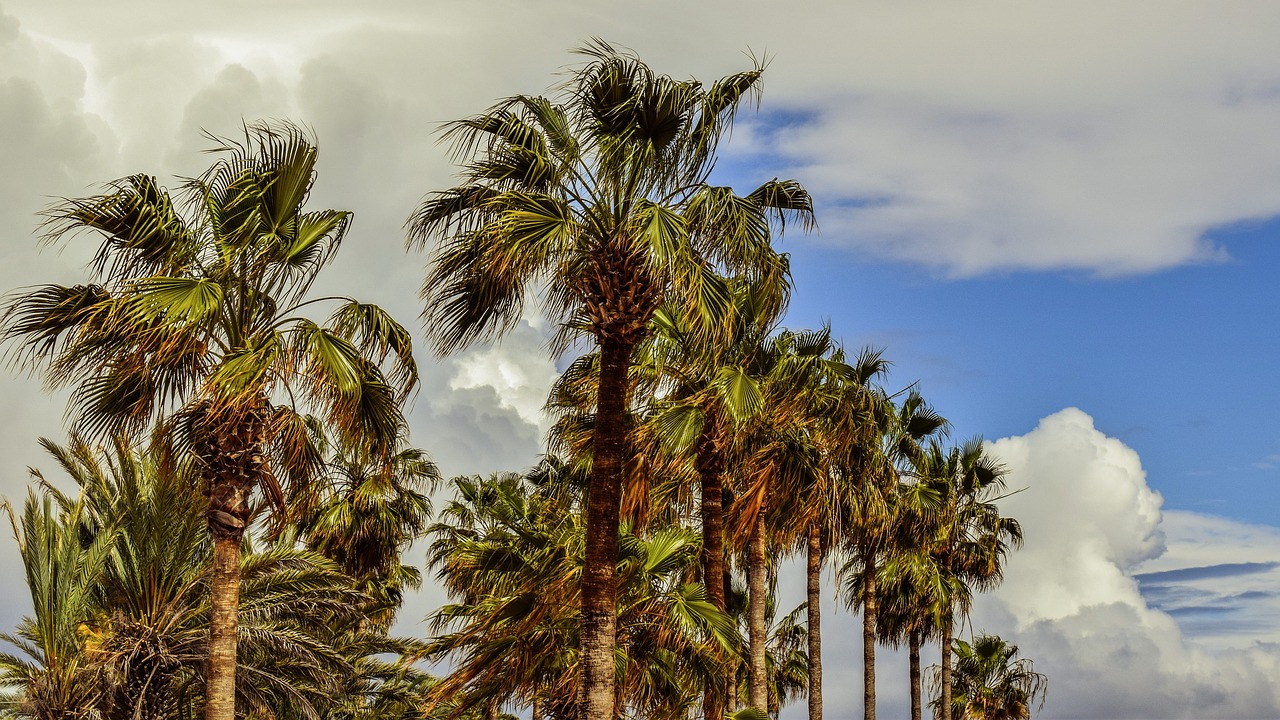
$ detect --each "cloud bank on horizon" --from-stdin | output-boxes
[793,409,1280,719]
[974,409,1280,718]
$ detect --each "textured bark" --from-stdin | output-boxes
[581,338,632,720]
[748,513,769,713]
[206,534,241,720]
[198,402,266,720]
[806,525,823,720]
[697,417,726,720]
[940,617,953,720]
[862,553,876,720]
[909,629,922,720]
[697,416,726,608]
[532,697,543,720]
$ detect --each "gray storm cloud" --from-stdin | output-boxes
[8,1,1280,277]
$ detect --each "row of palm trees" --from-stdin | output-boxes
[408,39,1034,720]
[0,39,1044,719]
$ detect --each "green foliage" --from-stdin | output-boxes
[408,40,810,355]
[0,435,433,720]
[425,466,738,720]
[932,634,1047,720]
[1,119,417,472]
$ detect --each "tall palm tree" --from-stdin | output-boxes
[407,40,812,720]
[837,390,949,720]
[874,566,930,720]
[932,634,1046,720]
[875,510,946,720]
[642,278,789,720]
[724,328,848,715]
[1,122,418,720]
[791,345,885,720]
[912,440,1023,720]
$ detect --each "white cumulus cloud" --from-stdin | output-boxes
[968,408,1280,718]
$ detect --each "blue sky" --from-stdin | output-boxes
[2,1,1280,716]
[783,214,1280,524]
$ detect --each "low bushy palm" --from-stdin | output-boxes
[932,634,1046,720]
[0,435,426,719]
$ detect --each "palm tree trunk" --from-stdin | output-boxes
[862,550,876,720]
[806,524,823,720]
[697,418,726,720]
[532,697,543,720]
[200,406,264,720]
[748,511,769,712]
[697,420,726,609]
[909,628,921,720]
[582,337,632,720]
[206,532,240,720]
[940,615,953,720]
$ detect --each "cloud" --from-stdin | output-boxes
[779,407,1280,719]
[449,328,559,434]
[964,409,1280,718]
[1134,511,1280,654]
[10,1,1280,279]
[0,6,117,520]
[986,408,1166,621]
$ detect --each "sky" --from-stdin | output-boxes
[1,1,1279,717]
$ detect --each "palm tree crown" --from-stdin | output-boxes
[935,634,1047,720]
[408,39,810,354]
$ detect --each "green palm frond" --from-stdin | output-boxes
[649,404,705,453]
[277,209,349,271]
[46,173,198,280]
[668,584,740,655]
[711,365,764,424]
[132,276,224,323]
[328,301,419,399]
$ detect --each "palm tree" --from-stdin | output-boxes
[932,634,1046,720]
[1,122,418,720]
[790,345,886,720]
[407,40,812,720]
[875,518,945,720]
[288,427,439,630]
[425,470,580,719]
[912,440,1023,720]
[642,279,789,720]
[724,328,849,715]
[426,465,736,720]
[763,603,810,717]
[0,490,114,719]
[838,390,949,720]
